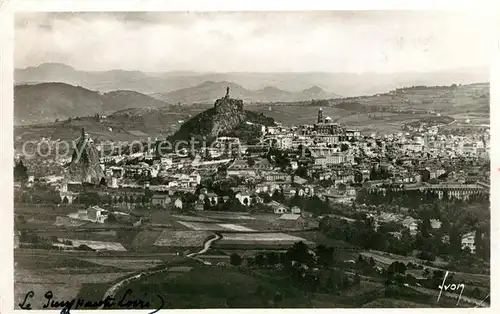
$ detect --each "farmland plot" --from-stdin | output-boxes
[218,224,255,232]
[82,258,164,270]
[59,238,127,251]
[154,230,213,247]
[199,212,256,220]
[215,232,313,249]
[177,221,227,231]
[130,230,163,249]
[15,268,133,310]
[173,215,220,222]
[54,216,87,227]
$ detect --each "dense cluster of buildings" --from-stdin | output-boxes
[15,106,490,253]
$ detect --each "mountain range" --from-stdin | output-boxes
[152,81,340,104]
[15,63,489,97]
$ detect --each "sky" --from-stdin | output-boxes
[15,11,497,73]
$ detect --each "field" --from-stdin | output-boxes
[214,232,313,250]
[176,220,256,232]
[218,223,255,231]
[114,265,310,308]
[362,298,432,308]
[58,238,127,251]
[14,248,181,309]
[14,251,135,309]
[81,258,164,270]
[172,214,220,222]
[54,216,87,227]
[177,221,228,231]
[130,230,163,250]
[198,211,256,220]
[153,230,213,247]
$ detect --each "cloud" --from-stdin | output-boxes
[15,11,496,73]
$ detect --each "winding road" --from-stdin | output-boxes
[187,234,221,258]
[99,233,222,308]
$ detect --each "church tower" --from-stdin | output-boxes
[317,108,323,124]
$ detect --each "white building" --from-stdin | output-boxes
[70,205,108,224]
[461,231,476,254]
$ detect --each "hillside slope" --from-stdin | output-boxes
[101,90,167,112]
[14,83,167,125]
[14,83,105,125]
[329,83,490,114]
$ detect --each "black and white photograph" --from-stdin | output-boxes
[7,8,495,311]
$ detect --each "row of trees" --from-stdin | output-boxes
[356,188,489,209]
[240,242,361,294]
[319,213,490,263]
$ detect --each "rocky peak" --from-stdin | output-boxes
[214,96,244,114]
[212,88,245,135]
[66,128,103,184]
[170,87,272,142]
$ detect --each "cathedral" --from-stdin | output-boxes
[314,108,340,135]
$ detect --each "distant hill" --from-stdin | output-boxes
[15,63,165,93]
[101,90,166,112]
[152,81,341,104]
[16,62,488,97]
[14,83,167,125]
[13,82,489,150]
[328,83,490,114]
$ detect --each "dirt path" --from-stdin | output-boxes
[98,233,221,309]
[187,234,221,257]
[99,233,221,308]
[99,267,169,309]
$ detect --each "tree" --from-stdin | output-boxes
[286,241,312,264]
[272,189,285,202]
[14,160,28,182]
[295,166,308,178]
[353,274,361,286]
[204,198,211,211]
[230,253,243,266]
[273,292,282,307]
[369,257,376,267]
[106,213,117,223]
[423,268,430,278]
[255,253,266,267]
[337,183,347,193]
[247,158,256,167]
[417,251,436,261]
[265,252,279,266]
[315,244,334,265]
[357,254,365,264]
[387,261,406,276]
[419,218,432,238]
